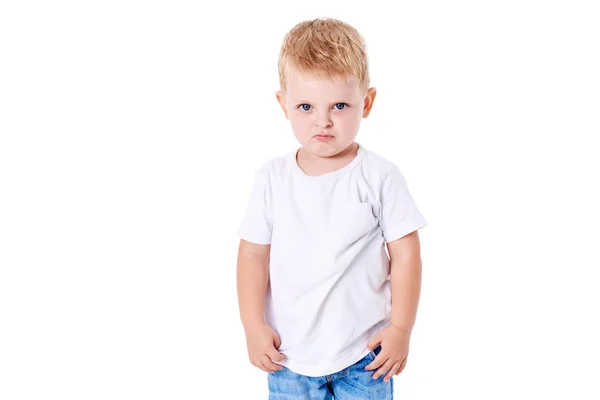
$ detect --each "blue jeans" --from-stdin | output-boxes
[268,346,393,399]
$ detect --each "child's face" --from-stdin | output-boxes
[276,69,376,158]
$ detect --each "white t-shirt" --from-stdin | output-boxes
[237,143,427,377]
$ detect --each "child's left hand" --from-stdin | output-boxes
[364,324,411,382]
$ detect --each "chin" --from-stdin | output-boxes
[305,141,335,155]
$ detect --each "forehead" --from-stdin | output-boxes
[286,69,361,100]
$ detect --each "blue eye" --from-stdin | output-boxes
[297,103,348,111]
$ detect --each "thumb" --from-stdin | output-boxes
[272,330,282,349]
[268,348,286,362]
[367,332,382,350]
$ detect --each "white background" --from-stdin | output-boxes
[1,1,599,399]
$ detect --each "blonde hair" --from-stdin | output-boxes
[278,17,370,95]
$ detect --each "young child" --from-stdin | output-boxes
[237,17,427,399]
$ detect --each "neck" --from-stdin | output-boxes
[303,142,358,161]
[296,142,359,176]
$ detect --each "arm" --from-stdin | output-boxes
[387,230,423,334]
[366,230,423,380]
[237,239,270,329]
[236,239,285,372]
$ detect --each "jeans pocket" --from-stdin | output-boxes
[368,345,382,361]
[369,350,377,361]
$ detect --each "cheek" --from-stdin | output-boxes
[289,115,312,132]
[336,112,361,128]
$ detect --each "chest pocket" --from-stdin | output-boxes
[328,202,379,244]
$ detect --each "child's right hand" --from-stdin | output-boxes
[245,322,286,373]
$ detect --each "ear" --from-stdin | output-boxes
[362,87,377,118]
[276,90,289,120]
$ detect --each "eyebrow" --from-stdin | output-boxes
[292,99,352,104]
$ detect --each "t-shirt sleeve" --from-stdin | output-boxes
[378,165,428,243]
[237,169,273,245]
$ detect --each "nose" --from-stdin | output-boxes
[315,110,332,129]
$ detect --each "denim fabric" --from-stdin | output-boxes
[268,346,393,399]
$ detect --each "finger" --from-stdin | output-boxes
[260,354,280,372]
[365,352,386,371]
[252,357,271,373]
[367,333,382,350]
[267,348,286,363]
[373,359,394,380]
[273,333,281,349]
[384,361,401,382]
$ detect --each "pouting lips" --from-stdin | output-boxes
[314,134,334,141]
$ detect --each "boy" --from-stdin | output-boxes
[237,17,427,399]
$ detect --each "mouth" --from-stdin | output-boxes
[314,134,334,141]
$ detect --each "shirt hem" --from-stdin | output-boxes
[237,229,271,245]
[279,345,373,377]
[384,218,428,243]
